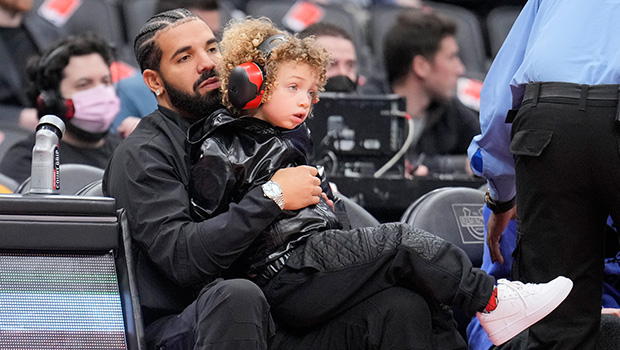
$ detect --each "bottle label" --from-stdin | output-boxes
[53,145,60,190]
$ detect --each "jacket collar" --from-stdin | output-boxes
[187,108,278,147]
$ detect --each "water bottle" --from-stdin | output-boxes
[30,115,65,194]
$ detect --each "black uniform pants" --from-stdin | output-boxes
[510,82,620,350]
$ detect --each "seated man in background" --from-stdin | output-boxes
[299,22,365,92]
[365,8,480,177]
[0,32,121,184]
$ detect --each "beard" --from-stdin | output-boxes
[161,70,223,120]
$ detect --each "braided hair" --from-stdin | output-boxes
[133,8,199,72]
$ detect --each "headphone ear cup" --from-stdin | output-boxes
[37,90,72,119]
[228,62,265,109]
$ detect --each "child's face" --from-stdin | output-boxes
[255,61,319,130]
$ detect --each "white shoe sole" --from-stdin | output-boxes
[488,277,574,346]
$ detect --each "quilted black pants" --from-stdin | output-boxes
[263,222,495,349]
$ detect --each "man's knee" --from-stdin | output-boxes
[197,279,270,324]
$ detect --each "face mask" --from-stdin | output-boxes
[69,84,120,133]
[324,75,357,93]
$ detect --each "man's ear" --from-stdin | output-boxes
[143,69,163,95]
[411,55,431,79]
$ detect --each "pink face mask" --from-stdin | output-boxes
[69,84,120,133]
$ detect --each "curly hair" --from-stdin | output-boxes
[218,17,330,114]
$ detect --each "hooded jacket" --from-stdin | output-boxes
[188,109,343,277]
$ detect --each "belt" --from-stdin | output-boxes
[521,82,620,126]
[522,82,620,104]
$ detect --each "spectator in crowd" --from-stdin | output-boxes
[113,0,223,138]
[299,22,365,92]
[189,15,573,349]
[468,0,620,348]
[367,8,480,177]
[0,0,65,130]
[0,32,121,184]
[105,9,449,349]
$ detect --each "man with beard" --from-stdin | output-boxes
[105,9,442,350]
[0,32,121,184]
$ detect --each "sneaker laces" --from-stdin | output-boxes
[497,279,529,303]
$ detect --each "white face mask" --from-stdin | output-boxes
[69,84,120,133]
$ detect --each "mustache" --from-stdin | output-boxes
[193,71,218,91]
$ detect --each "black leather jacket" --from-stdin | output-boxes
[188,109,343,277]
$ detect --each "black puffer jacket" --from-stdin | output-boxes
[188,109,343,276]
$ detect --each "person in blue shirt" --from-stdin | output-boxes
[468,1,620,348]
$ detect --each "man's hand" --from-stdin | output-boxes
[487,206,517,264]
[118,117,141,138]
[272,165,321,210]
[19,108,39,131]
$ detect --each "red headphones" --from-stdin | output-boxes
[228,34,287,109]
[36,90,75,120]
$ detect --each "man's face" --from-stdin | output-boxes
[0,0,33,13]
[422,35,464,101]
[155,19,222,119]
[315,35,357,83]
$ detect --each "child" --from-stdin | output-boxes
[189,17,573,347]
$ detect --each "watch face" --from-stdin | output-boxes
[264,181,281,196]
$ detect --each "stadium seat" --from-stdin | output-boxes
[75,178,104,197]
[486,5,522,58]
[16,163,105,195]
[368,2,489,78]
[400,186,485,267]
[34,0,125,49]
[244,0,372,76]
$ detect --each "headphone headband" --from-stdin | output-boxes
[257,34,287,59]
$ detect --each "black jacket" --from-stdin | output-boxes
[103,106,282,325]
[188,109,342,278]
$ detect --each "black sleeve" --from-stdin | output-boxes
[0,135,35,184]
[104,132,281,287]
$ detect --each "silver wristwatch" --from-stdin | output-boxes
[262,181,285,210]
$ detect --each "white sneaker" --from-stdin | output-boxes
[477,276,573,346]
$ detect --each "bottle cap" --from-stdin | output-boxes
[37,115,66,138]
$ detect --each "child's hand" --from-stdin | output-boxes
[321,193,334,211]
[272,165,321,210]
